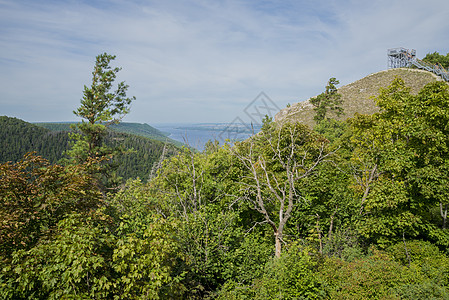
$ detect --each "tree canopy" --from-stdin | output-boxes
[423,51,449,69]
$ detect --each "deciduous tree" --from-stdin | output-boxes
[348,78,449,246]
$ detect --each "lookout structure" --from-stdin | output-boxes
[388,48,416,68]
[388,47,449,82]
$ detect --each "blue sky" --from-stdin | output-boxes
[1,0,448,124]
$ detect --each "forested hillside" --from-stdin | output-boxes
[0,116,70,163]
[2,77,449,299]
[36,121,183,146]
[0,116,177,180]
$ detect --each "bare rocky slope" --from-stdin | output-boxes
[275,68,443,128]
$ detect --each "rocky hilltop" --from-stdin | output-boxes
[275,68,443,127]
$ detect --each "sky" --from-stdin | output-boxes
[1,0,448,125]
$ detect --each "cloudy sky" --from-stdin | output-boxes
[1,0,448,124]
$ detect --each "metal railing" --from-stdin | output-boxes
[409,59,449,82]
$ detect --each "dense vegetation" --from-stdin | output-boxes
[0,116,70,163]
[1,76,449,299]
[422,51,449,69]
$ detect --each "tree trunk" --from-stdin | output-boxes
[440,202,448,229]
[275,232,282,258]
[316,214,323,255]
[360,164,377,214]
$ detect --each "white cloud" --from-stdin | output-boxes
[0,0,448,123]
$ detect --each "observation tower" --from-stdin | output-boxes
[387,47,448,82]
[387,47,416,68]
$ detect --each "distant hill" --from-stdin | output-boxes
[35,121,183,147]
[0,116,70,163]
[1,116,178,180]
[275,68,444,127]
[111,123,169,140]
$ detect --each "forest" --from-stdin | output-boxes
[1,53,449,299]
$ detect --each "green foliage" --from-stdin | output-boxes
[150,146,253,297]
[0,153,101,256]
[176,207,242,296]
[387,240,449,286]
[253,244,322,299]
[217,243,322,300]
[152,145,237,218]
[108,179,186,298]
[319,249,405,299]
[347,78,449,246]
[222,230,273,285]
[313,118,347,143]
[422,51,449,69]
[113,215,182,299]
[1,177,186,299]
[319,246,449,299]
[310,77,343,122]
[3,213,114,299]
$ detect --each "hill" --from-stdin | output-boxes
[0,116,70,163]
[35,121,183,147]
[0,116,178,180]
[275,68,444,127]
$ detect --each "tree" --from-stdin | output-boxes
[66,53,135,190]
[310,77,343,123]
[232,120,333,257]
[151,146,247,296]
[406,81,449,232]
[348,78,449,246]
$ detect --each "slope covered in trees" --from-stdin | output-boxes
[0,116,70,163]
[0,116,177,180]
[36,121,182,146]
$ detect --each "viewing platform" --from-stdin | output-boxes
[388,47,448,82]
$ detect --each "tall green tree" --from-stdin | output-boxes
[348,78,449,246]
[66,53,135,190]
[310,77,343,123]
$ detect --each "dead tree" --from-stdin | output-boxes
[231,122,333,257]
